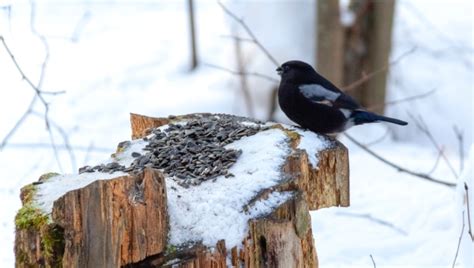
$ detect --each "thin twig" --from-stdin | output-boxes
[401,1,472,52]
[343,47,417,92]
[31,111,78,172]
[452,211,465,268]
[427,149,444,175]
[453,126,464,173]
[370,254,376,268]
[83,142,101,166]
[364,127,392,147]
[466,183,473,241]
[336,211,408,235]
[0,1,67,171]
[71,10,91,42]
[46,125,63,172]
[267,86,279,121]
[344,133,456,187]
[30,0,65,171]
[0,96,37,150]
[203,62,278,83]
[367,88,436,112]
[220,34,255,43]
[218,1,280,67]
[233,26,254,117]
[213,1,456,189]
[408,113,458,179]
[0,36,50,109]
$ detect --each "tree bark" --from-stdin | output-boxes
[15,113,350,267]
[316,0,345,87]
[343,0,395,114]
[316,0,396,114]
[188,0,198,70]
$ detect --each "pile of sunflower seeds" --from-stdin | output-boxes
[79,115,264,187]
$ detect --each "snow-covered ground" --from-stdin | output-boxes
[0,0,472,266]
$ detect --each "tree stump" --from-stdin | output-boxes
[14,113,349,267]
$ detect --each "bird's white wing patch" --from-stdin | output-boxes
[339,108,352,118]
[299,84,340,101]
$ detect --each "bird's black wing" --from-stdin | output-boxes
[298,84,361,110]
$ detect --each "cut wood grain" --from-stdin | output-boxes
[15,113,349,268]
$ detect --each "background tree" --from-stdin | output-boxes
[317,0,396,114]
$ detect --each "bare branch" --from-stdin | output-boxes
[37,89,66,95]
[401,1,473,52]
[0,1,68,171]
[453,126,464,173]
[46,125,63,172]
[83,142,102,166]
[336,211,407,236]
[0,36,50,109]
[71,11,91,42]
[408,113,458,179]
[343,47,416,92]
[370,254,376,268]
[267,86,279,121]
[203,62,278,83]
[30,111,78,172]
[233,28,254,117]
[427,148,444,175]
[452,211,465,268]
[219,34,255,43]
[218,1,280,67]
[0,96,37,150]
[364,127,392,147]
[367,88,436,112]
[344,133,456,187]
[466,183,473,241]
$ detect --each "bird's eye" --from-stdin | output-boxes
[283,66,290,71]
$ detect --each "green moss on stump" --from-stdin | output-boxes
[15,205,49,231]
[41,224,65,266]
[38,172,60,182]
[166,244,177,255]
[19,184,37,205]
[15,172,65,267]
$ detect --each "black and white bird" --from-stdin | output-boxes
[277,60,407,134]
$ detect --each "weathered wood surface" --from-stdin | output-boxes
[128,114,348,267]
[15,168,168,267]
[14,113,349,268]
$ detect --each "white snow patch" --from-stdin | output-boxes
[240,121,260,128]
[166,128,292,249]
[243,121,331,168]
[113,139,148,167]
[32,123,181,215]
[247,191,294,218]
[339,0,356,26]
[294,128,331,167]
[35,171,126,214]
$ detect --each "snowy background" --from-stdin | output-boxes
[0,0,472,266]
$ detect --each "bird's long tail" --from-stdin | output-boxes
[352,110,408,126]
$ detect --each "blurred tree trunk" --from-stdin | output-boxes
[188,0,198,70]
[343,0,395,114]
[233,27,254,117]
[316,0,345,87]
[317,0,396,114]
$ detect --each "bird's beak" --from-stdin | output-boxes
[276,66,283,76]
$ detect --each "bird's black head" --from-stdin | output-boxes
[276,60,318,83]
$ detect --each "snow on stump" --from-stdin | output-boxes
[14,113,349,267]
